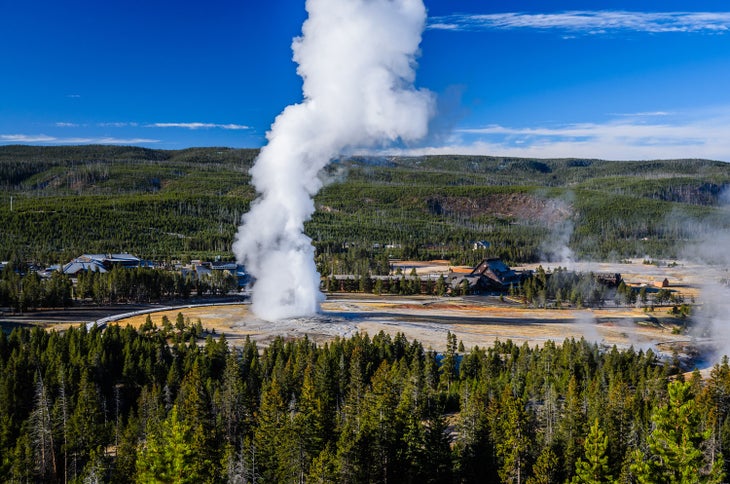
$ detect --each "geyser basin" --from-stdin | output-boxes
[114,295,694,357]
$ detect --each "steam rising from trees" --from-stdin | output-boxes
[538,196,576,267]
[682,189,730,362]
[233,0,434,320]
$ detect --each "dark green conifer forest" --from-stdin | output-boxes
[2,146,730,268]
[1,321,728,483]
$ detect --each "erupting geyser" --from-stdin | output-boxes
[233,0,434,320]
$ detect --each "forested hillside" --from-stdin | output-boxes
[1,323,727,482]
[2,145,729,268]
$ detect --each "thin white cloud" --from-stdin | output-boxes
[1,134,57,143]
[91,137,159,144]
[611,111,674,117]
[98,122,139,128]
[456,121,711,140]
[55,122,80,127]
[146,122,249,130]
[0,134,159,145]
[65,94,81,98]
[379,110,730,162]
[428,11,730,35]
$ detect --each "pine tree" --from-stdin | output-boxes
[297,365,326,463]
[217,351,247,446]
[558,375,586,479]
[460,278,470,296]
[421,409,454,482]
[175,360,216,480]
[307,443,339,483]
[254,377,288,482]
[700,358,730,477]
[571,419,612,484]
[632,380,724,484]
[9,432,35,482]
[526,446,559,484]
[439,331,459,393]
[396,369,426,480]
[68,371,104,481]
[136,405,206,483]
[435,275,446,296]
[175,312,186,332]
[492,386,533,484]
[371,277,381,295]
[603,378,635,475]
[362,360,400,482]
[455,382,495,481]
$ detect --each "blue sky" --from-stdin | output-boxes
[2,0,730,160]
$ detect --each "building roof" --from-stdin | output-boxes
[211,262,238,271]
[63,260,108,275]
[62,253,146,275]
[194,264,212,277]
[470,258,526,288]
[79,253,141,263]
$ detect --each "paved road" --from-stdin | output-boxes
[0,305,157,324]
[0,295,248,326]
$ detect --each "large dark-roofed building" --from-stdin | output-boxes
[62,253,150,275]
[469,258,531,291]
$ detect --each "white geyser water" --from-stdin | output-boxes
[233,0,434,320]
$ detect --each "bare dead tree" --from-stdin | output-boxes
[57,370,70,484]
[31,371,57,480]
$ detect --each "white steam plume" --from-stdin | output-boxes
[233,0,434,320]
[538,196,576,268]
[680,186,730,362]
[573,311,600,345]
